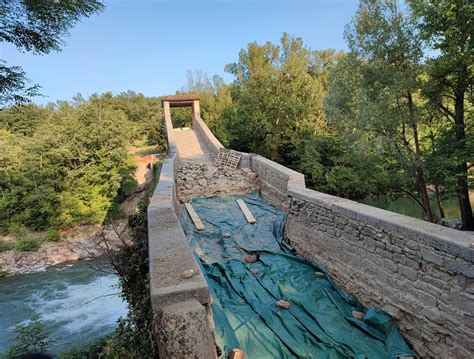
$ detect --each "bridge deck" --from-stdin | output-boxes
[172,128,212,163]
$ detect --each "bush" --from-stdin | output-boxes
[0,240,14,252]
[45,229,60,242]
[8,222,28,238]
[6,314,55,357]
[59,335,111,359]
[0,270,8,278]
[103,203,157,357]
[15,238,41,252]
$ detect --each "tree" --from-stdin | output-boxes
[409,0,473,229]
[0,61,40,105]
[334,0,436,221]
[224,34,337,161]
[0,0,104,106]
[182,70,233,142]
[0,92,163,234]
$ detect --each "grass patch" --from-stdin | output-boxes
[15,238,41,252]
[133,145,160,157]
[0,240,15,252]
[45,229,61,242]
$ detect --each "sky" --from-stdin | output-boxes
[2,0,359,105]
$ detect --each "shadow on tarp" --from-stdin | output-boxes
[179,192,415,359]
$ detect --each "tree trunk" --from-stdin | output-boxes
[434,183,445,219]
[408,93,434,222]
[454,78,473,230]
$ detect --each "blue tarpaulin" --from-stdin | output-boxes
[180,192,414,359]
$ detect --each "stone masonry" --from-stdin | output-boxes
[286,195,474,358]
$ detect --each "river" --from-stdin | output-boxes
[0,258,127,355]
[361,192,474,222]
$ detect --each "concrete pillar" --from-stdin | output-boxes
[192,100,201,124]
[154,299,216,359]
[163,100,171,125]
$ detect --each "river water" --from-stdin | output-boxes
[0,259,127,354]
[361,192,474,222]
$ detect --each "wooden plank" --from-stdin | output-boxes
[185,203,205,231]
[236,199,256,224]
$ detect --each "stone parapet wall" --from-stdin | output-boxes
[248,154,474,357]
[283,192,473,357]
[191,105,224,159]
[148,101,215,358]
[252,155,305,206]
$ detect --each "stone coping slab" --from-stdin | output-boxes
[289,187,474,262]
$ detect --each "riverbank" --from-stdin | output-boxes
[0,223,126,276]
[0,145,160,277]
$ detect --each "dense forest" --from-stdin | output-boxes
[180,0,473,229]
[0,92,165,237]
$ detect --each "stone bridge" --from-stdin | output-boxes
[148,95,474,358]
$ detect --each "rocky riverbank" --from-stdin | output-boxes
[0,222,127,276]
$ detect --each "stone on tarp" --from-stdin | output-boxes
[228,348,246,359]
[244,254,257,263]
[276,300,291,309]
[352,311,364,320]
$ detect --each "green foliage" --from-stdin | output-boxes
[59,335,111,359]
[409,0,474,229]
[0,241,14,253]
[6,314,55,358]
[15,238,41,252]
[8,223,28,238]
[0,92,164,234]
[1,0,104,106]
[0,270,8,278]
[104,204,157,357]
[45,229,61,242]
[171,107,193,128]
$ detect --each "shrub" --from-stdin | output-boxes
[59,335,111,359]
[7,314,55,357]
[0,270,8,278]
[45,229,60,242]
[0,240,14,252]
[8,222,28,238]
[15,238,41,252]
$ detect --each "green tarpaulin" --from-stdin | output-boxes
[179,192,414,359]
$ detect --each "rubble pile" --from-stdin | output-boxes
[176,160,260,200]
